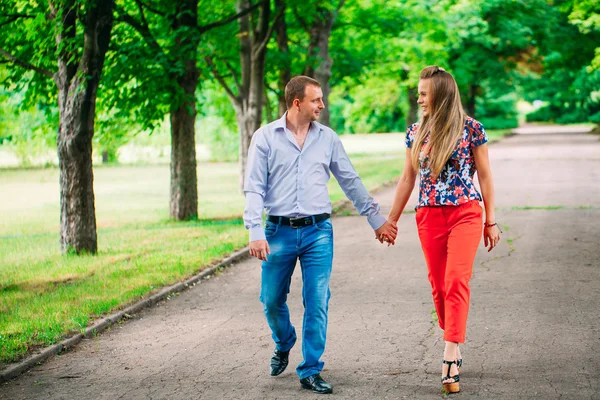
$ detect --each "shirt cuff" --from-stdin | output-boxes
[367,213,387,230]
[249,226,266,242]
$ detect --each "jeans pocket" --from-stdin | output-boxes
[315,219,333,231]
[265,221,279,237]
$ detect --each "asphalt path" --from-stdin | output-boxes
[1,128,599,399]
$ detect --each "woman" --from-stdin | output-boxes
[383,66,501,393]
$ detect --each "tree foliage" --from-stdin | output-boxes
[520,0,600,124]
[2,0,598,171]
[569,0,600,70]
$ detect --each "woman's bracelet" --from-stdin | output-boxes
[484,222,503,233]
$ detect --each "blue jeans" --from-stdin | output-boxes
[260,217,334,379]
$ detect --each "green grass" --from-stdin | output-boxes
[486,129,513,142]
[329,153,403,204]
[0,221,248,362]
[0,152,404,364]
[0,129,512,364]
[509,205,566,210]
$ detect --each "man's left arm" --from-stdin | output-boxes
[330,136,398,243]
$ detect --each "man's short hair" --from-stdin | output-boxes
[285,76,321,109]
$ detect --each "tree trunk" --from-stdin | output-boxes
[56,0,114,254]
[234,43,266,191]
[57,101,98,254]
[170,104,198,220]
[275,0,290,118]
[465,84,478,117]
[235,103,252,192]
[101,149,117,163]
[304,3,344,127]
[210,0,275,190]
[235,0,270,191]
[314,55,332,127]
[407,86,418,125]
[169,0,199,220]
[248,42,266,132]
[264,86,276,122]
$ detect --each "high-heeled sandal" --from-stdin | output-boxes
[442,360,460,393]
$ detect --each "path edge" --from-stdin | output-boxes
[2,137,509,383]
[0,248,249,383]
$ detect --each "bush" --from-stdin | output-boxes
[525,68,600,125]
[526,105,557,122]
[477,91,519,129]
[526,103,600,124]
[589,111,600,124]
[479,117,519,130]
[329,75,407,134]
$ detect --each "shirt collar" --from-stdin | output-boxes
[273,112,288,131]
[275,111,322,134]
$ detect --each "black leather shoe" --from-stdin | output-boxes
[270,349,289,376]
[300,373,333,394]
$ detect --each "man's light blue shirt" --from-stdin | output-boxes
[243,113,386,241]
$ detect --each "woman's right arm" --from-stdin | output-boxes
[387,148,418,225]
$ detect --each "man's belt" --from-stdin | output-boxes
[267,213,330,228]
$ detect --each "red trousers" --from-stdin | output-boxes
[416,200,483,343]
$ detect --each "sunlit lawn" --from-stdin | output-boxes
[0,130,510,364]
[0,152,404,364]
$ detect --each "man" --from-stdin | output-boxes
[243,76,397,394]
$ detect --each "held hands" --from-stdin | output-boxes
[375,220,398,246]
[484,223,502,252]
[249,239,270,261]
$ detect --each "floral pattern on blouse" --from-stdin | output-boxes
[405,117,488,208]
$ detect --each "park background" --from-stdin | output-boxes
[0,0,599,368]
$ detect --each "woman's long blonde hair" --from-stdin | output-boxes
[411,66,466,179]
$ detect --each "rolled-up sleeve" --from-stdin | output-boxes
[243,129,269,241]
[329,136,386,230]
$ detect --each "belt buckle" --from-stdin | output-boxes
[290,217,310,228]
